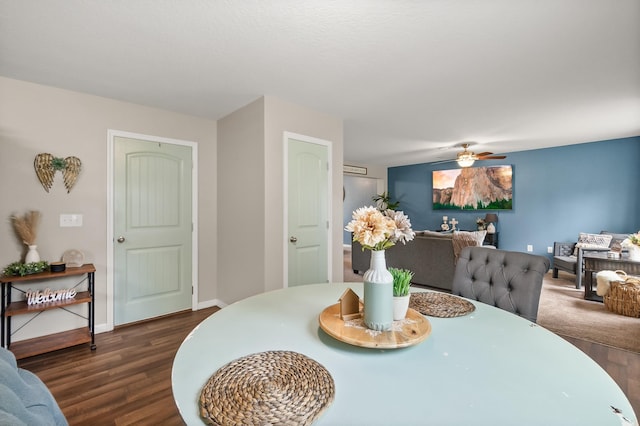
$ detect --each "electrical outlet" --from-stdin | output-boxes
[60,214,83,227]
[527,244,533,252]
[547,246,553,253]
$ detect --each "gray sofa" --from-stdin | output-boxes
[351,231,489,292]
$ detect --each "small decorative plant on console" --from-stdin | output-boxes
[11,210,40,245]
[11,210,42,263]
[2,261,49,277]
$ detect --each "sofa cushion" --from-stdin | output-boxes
[553,255,577,273]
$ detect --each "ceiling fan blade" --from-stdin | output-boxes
[478,155,506,160]
[475,152,493,157]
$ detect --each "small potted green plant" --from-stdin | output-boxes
[390,267,413,320]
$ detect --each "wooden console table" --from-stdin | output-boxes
[583,254,640,302]
[1,264,96,359]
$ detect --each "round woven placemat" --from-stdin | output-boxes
[199,350,335,426]
[409,292,475,318]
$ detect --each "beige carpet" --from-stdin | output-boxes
[343,250,640,353]
[537,272,640,353]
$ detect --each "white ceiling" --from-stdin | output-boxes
[1,0,639,167]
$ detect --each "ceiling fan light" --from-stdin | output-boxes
[457,155,475,167]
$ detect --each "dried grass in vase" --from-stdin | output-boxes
[11,210,41,246]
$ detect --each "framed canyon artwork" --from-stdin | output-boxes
[432,165,513,210]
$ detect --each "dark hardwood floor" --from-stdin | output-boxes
[16,271,640,424]
[18,307,219,426]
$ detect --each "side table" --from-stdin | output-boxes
[484,232,499,248]
[583,254,640,302]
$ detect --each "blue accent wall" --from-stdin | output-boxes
[388,137,640,262]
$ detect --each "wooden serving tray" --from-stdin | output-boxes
[318,303,431,349]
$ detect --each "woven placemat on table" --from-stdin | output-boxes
[199,350,335,426]
[410,292,475,318]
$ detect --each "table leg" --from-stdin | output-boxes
[1,282,5,348]
[584,270,603,302]
[89,272,96,350]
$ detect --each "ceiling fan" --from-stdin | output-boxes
[439,143,507,167]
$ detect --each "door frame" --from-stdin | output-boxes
[282,131,333,288]
[105,129,198,331]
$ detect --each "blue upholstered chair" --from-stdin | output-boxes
[0,347,67,425]
[452,246,551,323]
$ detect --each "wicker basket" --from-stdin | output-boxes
[603,271,640,317]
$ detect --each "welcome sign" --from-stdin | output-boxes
[26,288,77,305]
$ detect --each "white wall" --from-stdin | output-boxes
[264,96,344,291]
[0,77,218,340]
[216,96,343,304]
[216,98,266,303]
[343,175,380,245]
[344,162,387,189]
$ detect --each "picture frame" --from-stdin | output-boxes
[432,165,513,210]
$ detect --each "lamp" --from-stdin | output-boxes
[484,213,498,224]
[484,213,498,234]
[456,154,475,168]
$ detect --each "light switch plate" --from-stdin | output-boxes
[60,214,83,227]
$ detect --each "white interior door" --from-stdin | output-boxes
[287,137,330,286]
[114,136,193,325]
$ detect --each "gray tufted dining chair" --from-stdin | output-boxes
[452,246,551,323]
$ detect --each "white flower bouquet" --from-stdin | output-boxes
[345,206,415,251]
[622,232,640,248]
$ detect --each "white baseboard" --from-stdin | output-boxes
[198,298,227,309]
[95,323,112,334]
[94,299,226,335]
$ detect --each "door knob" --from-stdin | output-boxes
[117,236,126,243]
[289,236,298,243]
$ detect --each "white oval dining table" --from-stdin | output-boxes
[172,282,637,425]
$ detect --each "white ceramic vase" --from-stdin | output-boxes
[393,295,410,321]
[363,250,393,331]
[486,223,496,234]
[25,245,40,263]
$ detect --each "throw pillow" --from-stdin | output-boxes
[454,230,487,246]
[452,231,487,261]
[574,232,612,253]
[599,231,629,246]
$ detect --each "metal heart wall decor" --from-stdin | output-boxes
[34,153,82,193]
